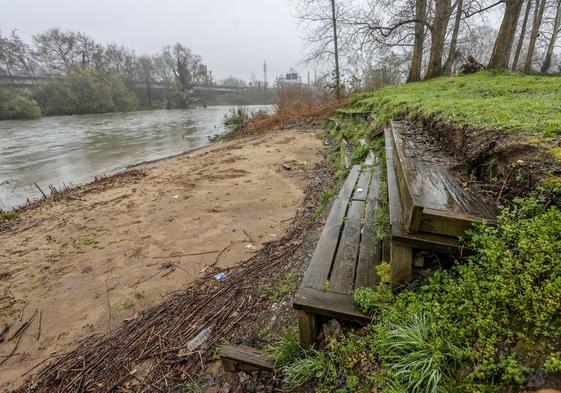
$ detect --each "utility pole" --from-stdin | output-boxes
[263,60,268,104]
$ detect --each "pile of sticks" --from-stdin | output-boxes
[15,161,331,393]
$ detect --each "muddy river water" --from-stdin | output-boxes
[0,105,271,211]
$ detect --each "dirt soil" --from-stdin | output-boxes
[0,129,326,391]
[415,115,561,203]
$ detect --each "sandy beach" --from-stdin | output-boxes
[0,128,325,390]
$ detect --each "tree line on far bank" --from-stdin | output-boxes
[0,28,213,120]
[298,0,561,96]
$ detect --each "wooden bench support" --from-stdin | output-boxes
[297,310,318,348]
[390,242,412,285]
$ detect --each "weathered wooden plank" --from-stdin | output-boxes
[385,128,404,228]
[301,197,349,290]
[355,235,381,289]
[355,165,383,289]
[221,344,275,373]
[293,287,371,324]
[329,200,364,294]
[367,163,381,201]
[337,165,361,200]
[420,208,496,237]
[390,121,496,237]
[389,122,424,233]
[386,128,471,254]
[391,228,465,254]
[390,241,412,285]
[351,168,371,201]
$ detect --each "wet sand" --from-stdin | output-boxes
[0,128,325,390]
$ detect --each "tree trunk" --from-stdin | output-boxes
[488,0,525,69]
[408,0,428,82]
[331,0,341,99]
[541,0,561,72]
[444,0,464,75]
[512,0,532,70]
[523,0,547,73]
[425,0,452,79]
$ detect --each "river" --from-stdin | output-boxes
[0,106,271,211]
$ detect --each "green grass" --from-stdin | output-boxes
[259,267,299,302]
[281,350,335,390]
[0,211,19,222]
[313,186,337,218]
[267,329,304,368]
[346,71,561,136]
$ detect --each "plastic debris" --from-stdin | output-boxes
[214,272,226,281]
[356,188,363,193]
[181,327,212,354]
[282,163,291,170]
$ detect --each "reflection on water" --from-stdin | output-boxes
[0,106,271,210]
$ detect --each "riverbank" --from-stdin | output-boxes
[0,128,325,390]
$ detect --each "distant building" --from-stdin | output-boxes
[276,69,302,87]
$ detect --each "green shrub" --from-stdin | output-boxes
[354,262,393,314]
[34,66,137,116]
[319,198,561,391]
[544,352,561,373]
[0,91,41,120]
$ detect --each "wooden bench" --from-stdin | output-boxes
[385,122,497,284]
[293,164,383,347]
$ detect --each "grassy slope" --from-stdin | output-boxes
[345,70,561,136]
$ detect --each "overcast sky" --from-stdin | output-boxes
[2,0,306,82]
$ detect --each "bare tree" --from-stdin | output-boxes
[162,43,206,108]
[408,0,428,81]
[32,28,101,74]
[426,0,453,78]
[541,0,561,72]
[489,0,525,69]
[444,0,464,75]
[523,0,547,72]
[0,30,36,82]
[296,0,347,98]
[512,0,533,70]
[137,55,156,106]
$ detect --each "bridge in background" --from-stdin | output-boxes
[0,75,247,94]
